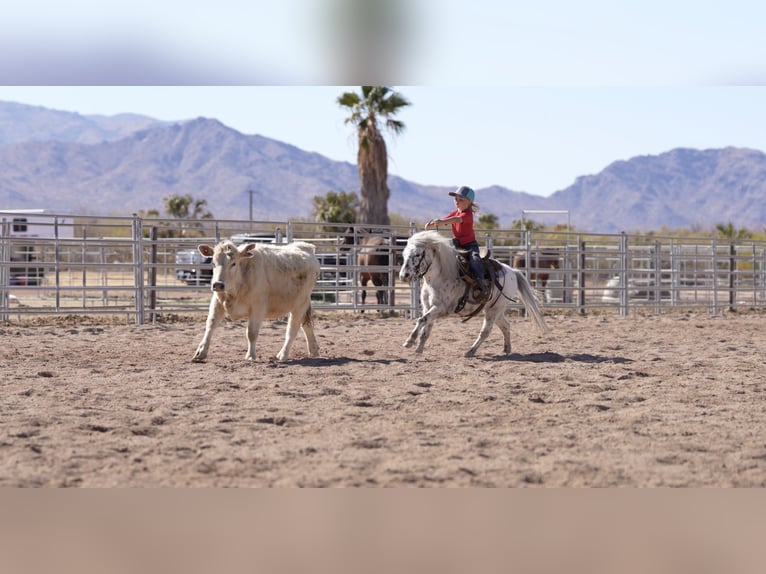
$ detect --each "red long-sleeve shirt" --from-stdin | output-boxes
[446,208,476,246]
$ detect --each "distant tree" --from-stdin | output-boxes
[477,213,499,230]
[163,194,213,220]
[139,194,214,238]
[510,218,546,232]
[389,212,419,228]
[312,190,359,230]
[715,222,752,240]
[337,86,411,226]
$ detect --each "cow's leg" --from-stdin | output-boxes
[192,297,224,362]
[300,306,320,358]
[276,309,303,361]
[245,315,263,361]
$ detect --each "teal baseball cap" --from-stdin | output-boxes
[449,185,475,203]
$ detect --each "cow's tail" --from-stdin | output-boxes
[302,304,314,329]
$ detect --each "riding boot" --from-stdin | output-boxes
[469,256,488,302]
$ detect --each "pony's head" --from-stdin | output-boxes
[398,231,454,282]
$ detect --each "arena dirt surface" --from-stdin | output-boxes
[1,309,765,487]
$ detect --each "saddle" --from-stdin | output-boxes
[454,250,504,318]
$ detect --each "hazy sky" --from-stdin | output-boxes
[2,1,766,197]
[3,1,765,84]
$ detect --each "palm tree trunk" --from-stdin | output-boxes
[357,129,390,226]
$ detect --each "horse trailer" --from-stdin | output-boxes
[1,210,73,286]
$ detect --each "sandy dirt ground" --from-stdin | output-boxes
[1,308,765,487]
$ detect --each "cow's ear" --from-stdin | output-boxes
[241,243,257,258]
[198,245,214,257]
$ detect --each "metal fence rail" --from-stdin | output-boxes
[2,213,766,324]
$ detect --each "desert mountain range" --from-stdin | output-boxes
[2,100,765,233]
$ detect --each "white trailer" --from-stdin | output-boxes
[1,210,73,286]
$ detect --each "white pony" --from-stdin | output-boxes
[398,230,548,357]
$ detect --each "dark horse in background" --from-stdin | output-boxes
[511,250,561,289]
[358,234,392,306]
[340,229,403,309]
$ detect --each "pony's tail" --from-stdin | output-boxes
[513,269,549,333]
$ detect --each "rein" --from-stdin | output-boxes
[457,259,516,322]
[413,250,433,279]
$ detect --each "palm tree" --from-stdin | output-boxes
[337,86,410,226]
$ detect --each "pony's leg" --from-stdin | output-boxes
[404,306,441,354]
[403,318,423,348]
[414,313,437,353]
[495,312,512,355]
[465,315,496,357]
[466,306,507,357]
[404,290,428,348]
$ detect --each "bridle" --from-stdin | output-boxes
[408,247,432,279]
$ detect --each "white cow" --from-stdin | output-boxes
[192,240,320,362]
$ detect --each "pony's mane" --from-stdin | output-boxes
[408,230,455,251]
[407,230,458,270]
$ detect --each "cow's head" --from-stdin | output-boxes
[198,241,257,296]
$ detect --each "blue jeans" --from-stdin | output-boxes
[454,239,485,286]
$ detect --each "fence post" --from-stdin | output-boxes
[389,233,396,309]
[653,240,661,313]
[132,214,145,325]
[753,245,760,305]
[619,232,629,317]
[729,242,736,312]
[0,220,8,323]
[485,232,493,256]
[578,239,586,314]
[54,217,61,312]
[81,227,87,308]
[760,248,766,304]
[712,238,719,316]
[149,226,158,318]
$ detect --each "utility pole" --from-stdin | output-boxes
[248,188,255,221]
